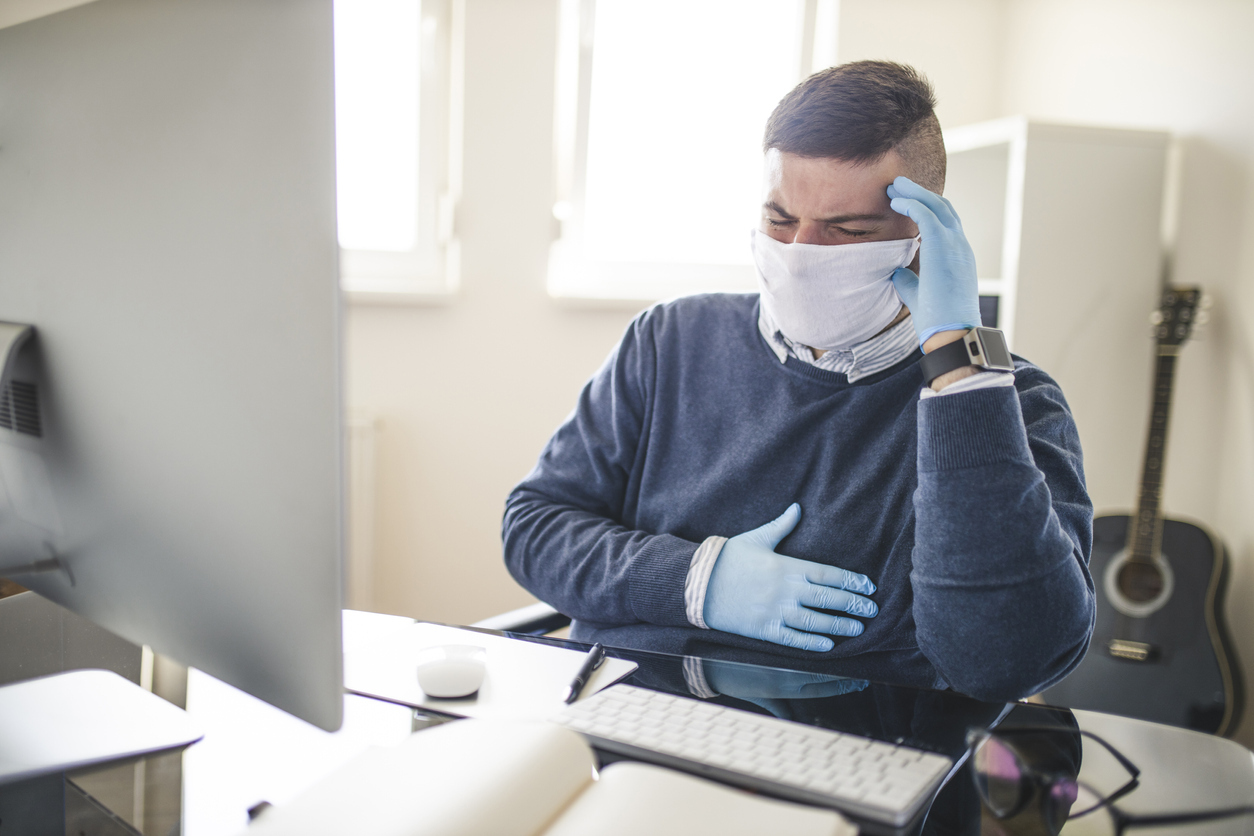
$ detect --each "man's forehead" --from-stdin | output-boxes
[763,149,904,217]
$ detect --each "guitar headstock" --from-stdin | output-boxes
[1149,286,1207,347]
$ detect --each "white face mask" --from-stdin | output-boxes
[752,229,921,351]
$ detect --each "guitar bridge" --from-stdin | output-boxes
[1107,639,1158,662]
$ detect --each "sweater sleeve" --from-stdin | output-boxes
[501,311,698,627]
[910,367,1095,702]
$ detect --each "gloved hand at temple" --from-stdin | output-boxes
[703,504,877,652]
[887,176,983,347]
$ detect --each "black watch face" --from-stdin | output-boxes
[978,329,1013,368]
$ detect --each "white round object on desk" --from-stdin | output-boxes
[415,644,486,698]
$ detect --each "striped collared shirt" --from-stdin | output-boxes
[757,304,919,381]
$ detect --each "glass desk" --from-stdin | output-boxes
[1,597,1251,836]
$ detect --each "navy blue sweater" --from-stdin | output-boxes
[503,294,1095,701]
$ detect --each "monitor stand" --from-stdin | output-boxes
[0,593,203,795]
[0,669,204,787]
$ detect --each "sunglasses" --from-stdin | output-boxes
[967,725,1254,836]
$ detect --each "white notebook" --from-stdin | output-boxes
[242,718,855,836]
[344,622,638,721]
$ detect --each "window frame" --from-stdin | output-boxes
[547,0,838,304]
[337,0,464,305]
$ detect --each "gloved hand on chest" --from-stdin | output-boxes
[703,503,878,652]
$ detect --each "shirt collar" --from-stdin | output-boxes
[758,302,919,383]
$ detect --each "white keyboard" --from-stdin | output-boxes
[553,684,954,827]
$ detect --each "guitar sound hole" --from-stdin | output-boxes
[1117,562,1165,603]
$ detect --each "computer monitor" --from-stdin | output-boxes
[0,0,344,731]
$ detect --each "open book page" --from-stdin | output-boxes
[243,720,595,836]
[244,718,857,836]
[545,761,856,836]
[345,622,638,721]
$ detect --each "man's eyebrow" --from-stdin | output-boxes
[763,201,796,219]
[817,212,889,224]
[762,202,888,225]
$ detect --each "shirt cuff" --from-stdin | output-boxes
[919,369,1015,399]
[684,535,727,629]
[681,656,719,699]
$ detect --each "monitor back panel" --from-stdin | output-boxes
[0,0,343,730]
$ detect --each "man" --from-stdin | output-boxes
[502,61,1094,702]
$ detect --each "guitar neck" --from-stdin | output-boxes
[1129,348,1179,561]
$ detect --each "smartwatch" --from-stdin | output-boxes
[918,327,1015,386]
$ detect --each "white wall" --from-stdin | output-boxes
[835,0,1006,130]
[345,0,641,624]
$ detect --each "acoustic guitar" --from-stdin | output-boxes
[1041,286,1243,736]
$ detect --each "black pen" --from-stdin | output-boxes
[563,643,606,704]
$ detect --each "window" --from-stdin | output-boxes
[550,0,837,301]
[334,0,461,301]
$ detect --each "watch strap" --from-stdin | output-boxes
[918,335,975,385]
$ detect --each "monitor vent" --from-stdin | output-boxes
[0,380,42,437]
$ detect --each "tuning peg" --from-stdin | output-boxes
[1196,310,1210,326]
[1201,294,1214,309]
[1150,310,1164,325]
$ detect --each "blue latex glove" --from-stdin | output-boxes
[703,504,877,652]
[886,176,983,346]
[703,660,869,701]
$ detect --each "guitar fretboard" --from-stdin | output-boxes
[1129,351,1177,562]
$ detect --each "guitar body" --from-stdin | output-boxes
[1041,513,1243,735]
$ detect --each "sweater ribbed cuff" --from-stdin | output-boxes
[629,533,701,626]
[918,385,1033,472]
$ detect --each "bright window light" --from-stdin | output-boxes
[582,0,804,266]
[334,0,421,253]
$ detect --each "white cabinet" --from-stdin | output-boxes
[944,118,1170,511]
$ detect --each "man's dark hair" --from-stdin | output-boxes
[763,60,946,192]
